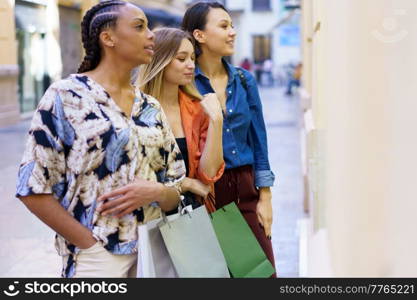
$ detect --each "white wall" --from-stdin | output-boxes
[303,0,417,277]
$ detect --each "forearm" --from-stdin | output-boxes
[199,118,223,178]
[19,194,96,249]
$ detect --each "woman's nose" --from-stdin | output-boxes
[230,28,237,37]
[187,60,195,69]
[147,28,155,40]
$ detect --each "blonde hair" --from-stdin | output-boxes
[137,27,202,100]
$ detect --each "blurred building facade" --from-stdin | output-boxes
[0,0,185,127]
[299,0,417,277]
[208,0,301,68]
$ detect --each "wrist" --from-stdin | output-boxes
[78,235,97,249]
[180,178,190,193]
[156,182,166,203]
[259,187,272,200]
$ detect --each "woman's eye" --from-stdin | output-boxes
[177,58,186,62]
[136,24,143,30]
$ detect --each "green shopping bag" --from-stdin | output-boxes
[210,202,275,278]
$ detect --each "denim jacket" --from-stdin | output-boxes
[194,59,275,187]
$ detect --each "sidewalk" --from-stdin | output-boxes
[0,120,61,277]
[0,86,304,277]
[260,86,305,277]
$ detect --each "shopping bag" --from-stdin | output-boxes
[137,212,180,278]
[158,205,230,278]
[210,202,275,278]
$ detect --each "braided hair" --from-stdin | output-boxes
[77,0,127,73]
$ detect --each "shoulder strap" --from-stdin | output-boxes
[236,67,248,92]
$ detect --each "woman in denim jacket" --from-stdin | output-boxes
[182,1,276,276]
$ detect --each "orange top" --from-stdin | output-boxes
[178,89,225,212]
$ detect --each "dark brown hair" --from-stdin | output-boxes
[77,0,127,73]
[181,1,228,56]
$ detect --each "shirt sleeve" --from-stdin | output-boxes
[16,86,68,199]
[244,70,276,187]
[196,113,225,185]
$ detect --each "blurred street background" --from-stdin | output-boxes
[3,0,417,278]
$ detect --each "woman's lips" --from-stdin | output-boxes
[144,45,154,55]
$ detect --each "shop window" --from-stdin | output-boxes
[252,34,271,63]
[252,0,271,12]
[15,0,48,113]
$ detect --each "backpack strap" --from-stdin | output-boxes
[235,67,255,150]
[236,67,248,92]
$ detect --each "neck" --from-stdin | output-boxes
[86,55,134,91]
[159,81,179,107]
[197,51,226,78]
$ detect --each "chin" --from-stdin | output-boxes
[136,55,152,65]
[222,48,235,56]
[177,81,190,86]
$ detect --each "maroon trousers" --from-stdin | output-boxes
[214,165,277,278]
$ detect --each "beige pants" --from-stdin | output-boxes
[67,242,137,278]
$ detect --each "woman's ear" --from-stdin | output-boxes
[99,30,116,48]
[193,29,205,44]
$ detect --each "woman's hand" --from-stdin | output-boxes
[96,178,164,218]
[200,93,223,121]
[181,177,211,198]
[256,187,273,239]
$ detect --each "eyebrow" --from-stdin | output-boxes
[177,51,194,55]
[132,17,145,23]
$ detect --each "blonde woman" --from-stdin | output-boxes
[138,27,224,211]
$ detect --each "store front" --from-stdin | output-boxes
[15,0,49,114]
[137,6,182,29]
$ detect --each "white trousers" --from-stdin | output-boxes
[66,242,137,278]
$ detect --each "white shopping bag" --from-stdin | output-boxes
[137,205,192,278]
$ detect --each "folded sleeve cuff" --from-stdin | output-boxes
[254,170,275,187]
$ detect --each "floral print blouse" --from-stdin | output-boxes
[15,74,185,277]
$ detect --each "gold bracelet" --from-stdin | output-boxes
[174,184,184,201]
[178,180,184,194]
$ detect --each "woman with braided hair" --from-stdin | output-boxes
[16,0,186,277]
